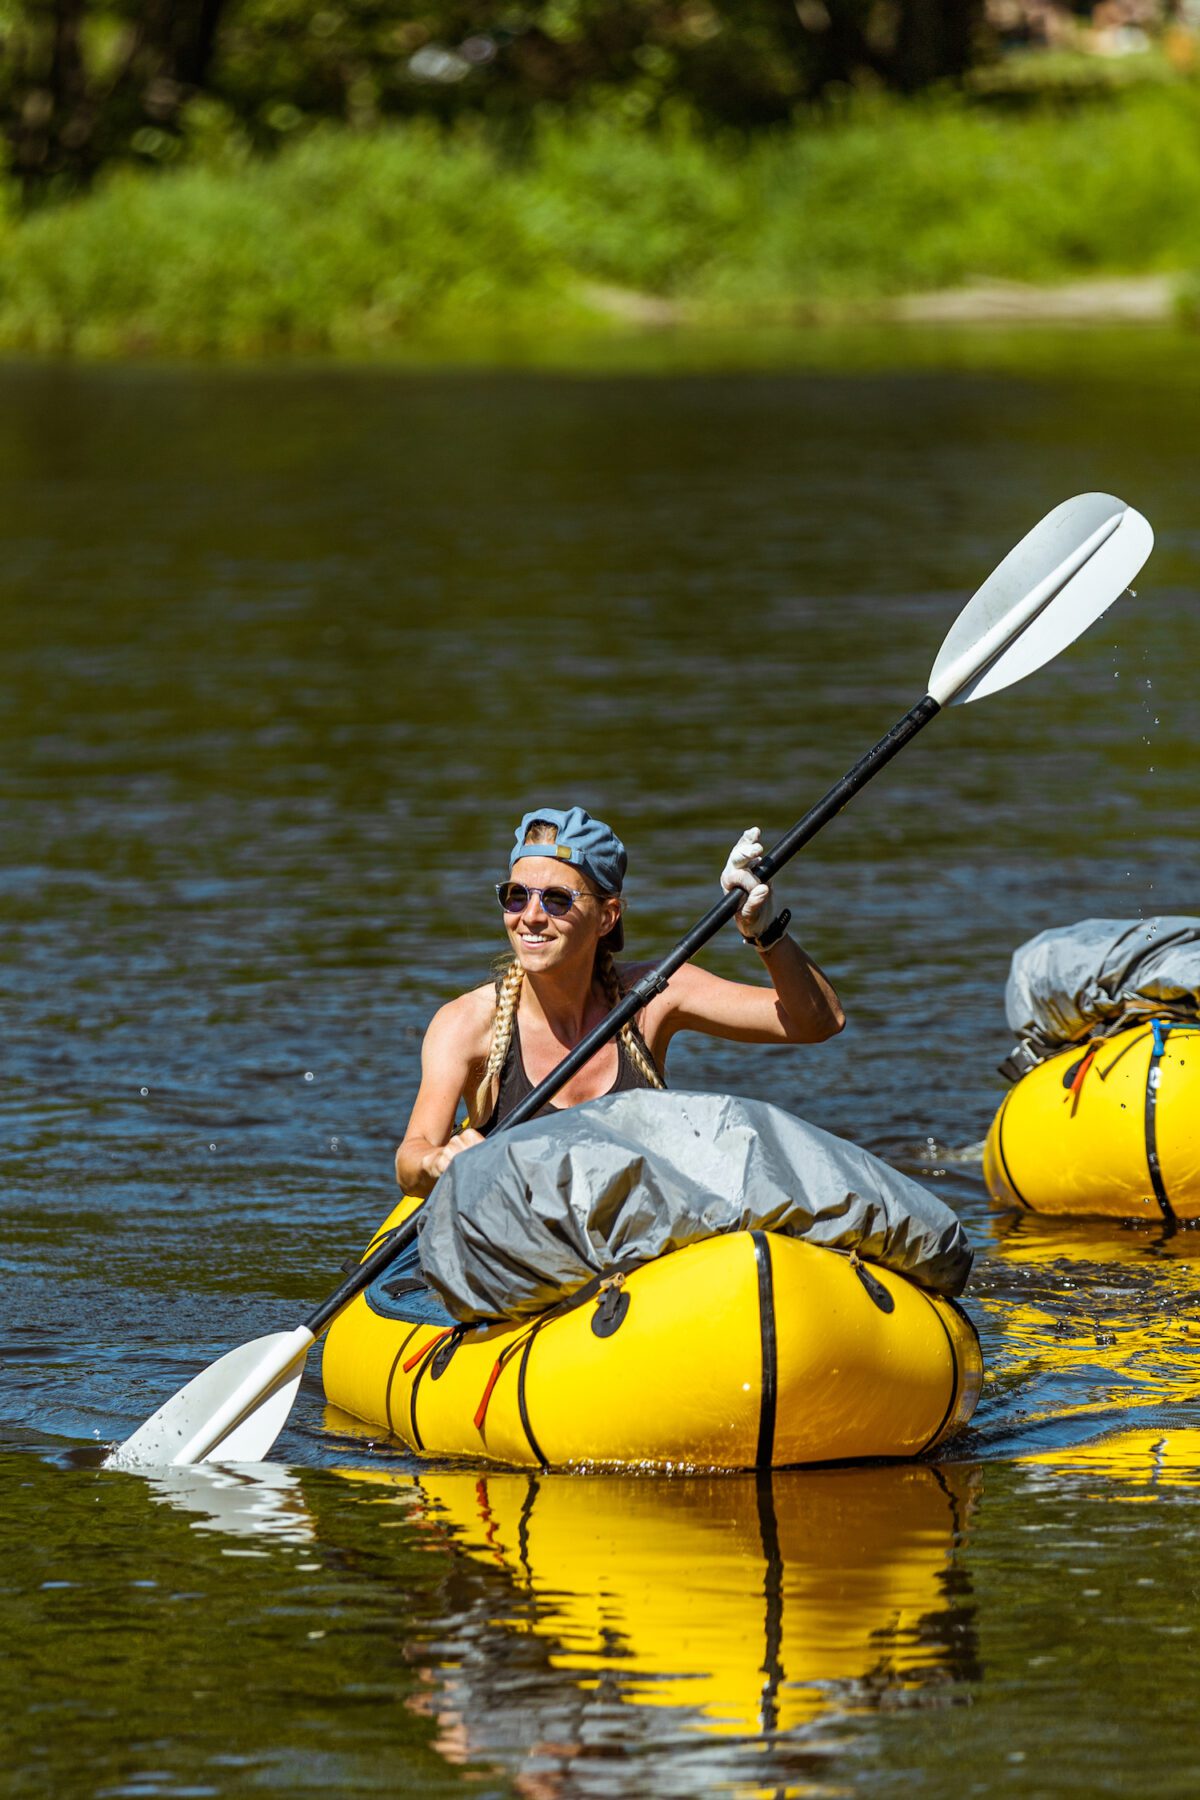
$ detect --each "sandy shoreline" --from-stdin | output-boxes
[889,274,1176,323]
[581,273,1180,330]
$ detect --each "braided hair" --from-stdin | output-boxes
[594,941,665,1093]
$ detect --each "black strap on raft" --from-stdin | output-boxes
[848,1252,895,1313]
[751,1233,777,1470]
[516,1337,549,1470]
[916,1290,965,1457]
[1144,1019,1181,1230]
[384,1324,423,1441]
[431,1327,469,1380]
[992,1089,1031,1210]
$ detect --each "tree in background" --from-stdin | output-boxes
[0,0,1189,200]
[1,2,231,192]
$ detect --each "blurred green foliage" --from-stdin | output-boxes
[1,2,989,199]
[2,76,1200,356]
[0,122,576,352]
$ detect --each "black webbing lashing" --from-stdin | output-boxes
[994,1091,1031,1210]
[408,1334,450,1452]
[916,1289,963,1457]
[751,1233,778,1470]
[384,1324,422,1441]
[517,1331,550,1471]
[1144,1025,1179,1230]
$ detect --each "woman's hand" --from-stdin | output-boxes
[721,826,778,942]
[420,1126,485,1185]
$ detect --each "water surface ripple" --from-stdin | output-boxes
[3,345,1199,1798]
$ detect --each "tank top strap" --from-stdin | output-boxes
[478,1011,665,1136]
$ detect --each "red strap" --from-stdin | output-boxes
[1068,1046,1098,1117]
[403,1327,453,1373]
[473,1356,506,1431]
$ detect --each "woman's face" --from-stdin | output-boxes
[503,855,621,974]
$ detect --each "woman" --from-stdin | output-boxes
[396,805,845,1195]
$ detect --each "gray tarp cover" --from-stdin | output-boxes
[417,1089,973,1323]
[1006,916,1200,1059]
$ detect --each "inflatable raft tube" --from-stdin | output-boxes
[984,1020,1200,1222]
[322,1196,982,1470]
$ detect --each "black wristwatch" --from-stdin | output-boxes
[744,907,792,954]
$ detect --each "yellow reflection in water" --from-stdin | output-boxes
[978,1211,1200,1441]
[988,1211,1200,1270]
[334,1460,978,1744]
[1019,1427,1200,1496]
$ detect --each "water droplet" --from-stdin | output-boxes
[305,1071,314,1082]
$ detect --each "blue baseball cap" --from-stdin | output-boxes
[509,806,626,948]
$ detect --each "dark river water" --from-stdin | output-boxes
[4,331,1200,1798]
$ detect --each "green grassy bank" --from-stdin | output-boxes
[4,80,1200,357]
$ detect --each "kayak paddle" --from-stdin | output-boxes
[107,490,1152,1470]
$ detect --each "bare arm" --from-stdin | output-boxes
[642,932,845,1056]
[394,992,491,1196]
[644,824,843,1047]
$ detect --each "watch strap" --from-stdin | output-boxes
[745,907,792,953]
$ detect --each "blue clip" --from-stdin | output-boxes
[1150,1019,1200,1058]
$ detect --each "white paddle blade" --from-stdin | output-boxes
[928,494,1153,707]
[107,1326,313,1470]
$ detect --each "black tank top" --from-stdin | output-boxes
[479,1016,665,1136]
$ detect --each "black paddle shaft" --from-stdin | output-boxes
[303,691,941,1336]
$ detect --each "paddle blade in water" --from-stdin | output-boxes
[107,1327,313,1469]
[928,493,1153,706]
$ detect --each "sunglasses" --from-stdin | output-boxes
[495,881,598,918]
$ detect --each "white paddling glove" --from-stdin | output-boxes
[720,827,792,952]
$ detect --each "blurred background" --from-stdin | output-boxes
[4,1,1200,353]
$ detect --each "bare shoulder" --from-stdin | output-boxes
[423,983,496,1062]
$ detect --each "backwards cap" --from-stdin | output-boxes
[510,805,626,949]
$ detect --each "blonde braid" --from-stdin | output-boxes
[470,955,525,1127]
[596,943,665,1091]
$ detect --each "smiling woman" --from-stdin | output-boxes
[394,805,846,1196]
